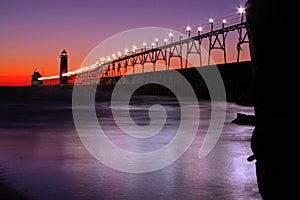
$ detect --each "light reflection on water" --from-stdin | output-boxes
[0,87,261,200]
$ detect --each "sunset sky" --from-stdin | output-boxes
[0,0,248,86]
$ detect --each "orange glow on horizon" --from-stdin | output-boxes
[0,49,86,86]
[0,76,31,86]
[0,31,250,86]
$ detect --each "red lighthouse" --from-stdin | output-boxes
[59,49,68,85]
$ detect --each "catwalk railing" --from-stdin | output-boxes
[40,8,250,86]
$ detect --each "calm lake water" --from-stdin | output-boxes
[0,86,261,200]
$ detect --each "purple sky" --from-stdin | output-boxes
[0,0,247,85]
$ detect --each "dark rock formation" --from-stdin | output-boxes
[232,112,255,126]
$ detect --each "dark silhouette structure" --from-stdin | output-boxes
[59,49,68,85]
[41,15,250,87]
[246,0,295,199]
[31,69,42,86]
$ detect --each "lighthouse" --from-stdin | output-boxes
[59,49,68,85]
[31,68,42,86]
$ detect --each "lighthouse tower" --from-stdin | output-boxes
[59,49,68,85]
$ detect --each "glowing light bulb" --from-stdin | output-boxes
[238,6,245,14]
[198,26,203,32]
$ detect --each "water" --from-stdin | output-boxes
[0,86,261,200]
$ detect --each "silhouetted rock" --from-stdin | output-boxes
[232,112,255,126]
